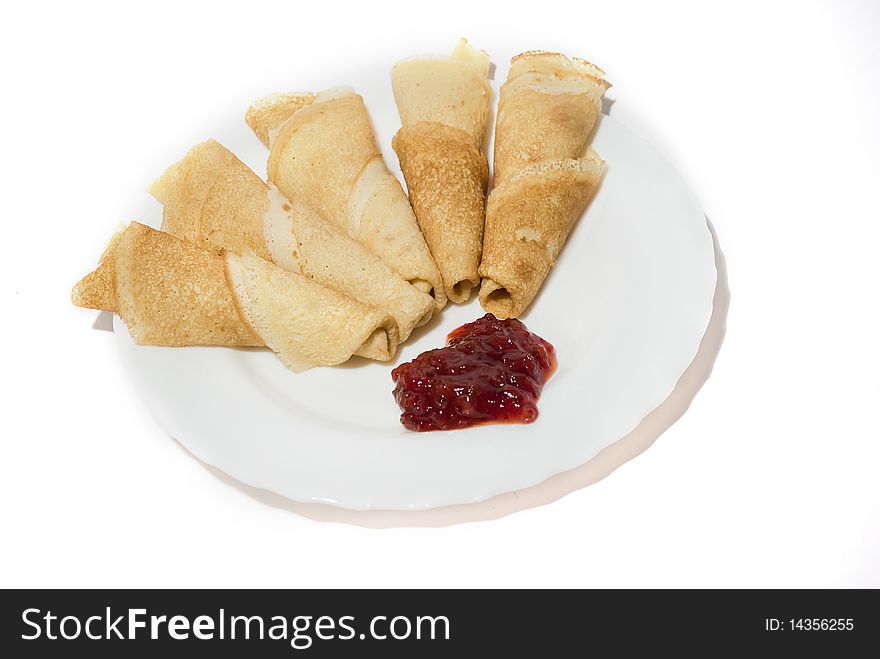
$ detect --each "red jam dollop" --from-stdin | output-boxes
[391,313,556,432]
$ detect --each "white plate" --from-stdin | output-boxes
[113,64,716,511]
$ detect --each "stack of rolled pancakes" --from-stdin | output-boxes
[72,40,607,371]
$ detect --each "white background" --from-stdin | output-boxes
[2,0,878,587]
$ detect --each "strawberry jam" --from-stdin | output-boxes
[391,313,556,432]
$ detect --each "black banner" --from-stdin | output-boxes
[1,589,876,656]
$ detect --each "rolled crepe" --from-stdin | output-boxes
[246,88,447,310]
[391,39,491,303]
[72,222,399,370]
[150,140,434,342]
[479,51,609,318]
